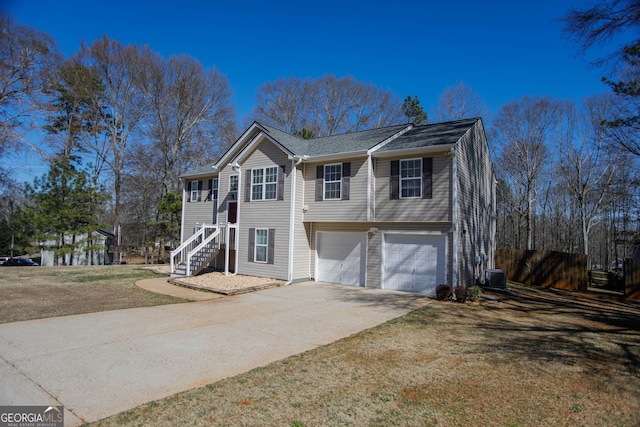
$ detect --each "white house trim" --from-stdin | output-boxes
[451,147,458,287]
[366,125,413,155]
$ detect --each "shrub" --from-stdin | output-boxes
[454,286,467,303]
[435,284,452,301]
[467,285,483,302]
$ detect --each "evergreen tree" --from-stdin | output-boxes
[294,128,314,139]
[602,44,640,157]
[149,191,182,262]
[27,158,107,265]
[44,58,105,161]
[402,95,428,125]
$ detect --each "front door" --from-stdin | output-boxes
[227,201,237,224]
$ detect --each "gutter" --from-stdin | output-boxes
[371,143,457,159]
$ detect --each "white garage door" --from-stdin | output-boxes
[316,232,366,286]
[383,234,447,293]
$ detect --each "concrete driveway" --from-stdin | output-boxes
[0,281,430,426]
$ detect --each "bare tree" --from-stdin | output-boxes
[493,96,564,250]
[253,74,403,137]
[137,51,236,194]
[80,36,147,263]
[0,13,60,179]
[253,77,310,134]
[557,95,619,264]
[432,82,490,122]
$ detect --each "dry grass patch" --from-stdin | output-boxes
[0,265,187,323]
[91,284,640,427]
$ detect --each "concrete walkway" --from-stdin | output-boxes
[0,282,431,426]
[135,276,224,301]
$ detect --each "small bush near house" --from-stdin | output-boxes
[435,284,452,301]
[467,285,482,302]
[454,286,467,303]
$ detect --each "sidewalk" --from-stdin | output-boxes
[135,276,223,301]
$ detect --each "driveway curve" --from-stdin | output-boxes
[0,281,430,426]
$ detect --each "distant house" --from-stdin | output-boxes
[40,229,115,266]
[172,118,496,293]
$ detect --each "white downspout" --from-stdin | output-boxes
[180,178,186,244]
[451,147,458,288]
[286,156,304,284]
[232,166,241,276]
[308,221,313,279]
[367,154,372,222]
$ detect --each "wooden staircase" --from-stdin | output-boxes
[170,225,220,277]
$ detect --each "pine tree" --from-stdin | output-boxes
[402,95,428,125]
[27,158,107,265]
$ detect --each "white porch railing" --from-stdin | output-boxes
[185,227,220,276]
[170,224,217,276]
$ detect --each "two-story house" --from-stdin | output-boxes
[171,117,496,294]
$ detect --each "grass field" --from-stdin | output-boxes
[0,265,186,323]
[88,284,640,427]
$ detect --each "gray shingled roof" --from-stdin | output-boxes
[180,164,217,178]
[181,118,480,177]
[259,122,410,156]
[377,118,479,152]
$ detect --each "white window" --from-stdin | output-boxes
[190,181,199,202]
[212,178,219,200]
[255,228,268,263]
[229,175,238,193]
[252,166,277,201]
[400,159,421,198]
[324,163,342,200]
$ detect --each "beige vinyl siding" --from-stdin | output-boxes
[182,177,217,241]
[308,222,452,289]
[455,121,496,286]
[303,157,368,222]
[236,139,291,280]
[217,167,238,227]
[374,155,452,222]
[291,164,311,281]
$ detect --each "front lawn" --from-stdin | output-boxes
[90,284,640,426]
[0,265,187,323]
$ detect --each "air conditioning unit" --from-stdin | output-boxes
[484,269,507,290]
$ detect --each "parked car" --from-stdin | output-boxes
[1,258,39,266]
[0,257,8,265]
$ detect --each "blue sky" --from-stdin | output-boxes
[5,0,612,118]
[2,0,617,180]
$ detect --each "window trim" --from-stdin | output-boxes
[400,158,422,199]
[190,180,199,202]
[254,228,268,263]
[229,174,239,191]
[251,166,278,201]
[323,163,342,200]
[212,178,219,200]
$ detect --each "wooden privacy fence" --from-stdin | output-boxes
[625,258,640,301]
[496,249,587,291]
